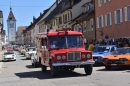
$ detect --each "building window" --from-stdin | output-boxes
[56,19,58,25]
[59,16,62,24]
[105,12,112,26]
[104,0,111,3]
[10,24,14,28]
[98,0,102,7]
[90,19,94,30]
[124,6,130,21]
[97,15,104,28]
[83,21,86,32]
[114,9,123,24]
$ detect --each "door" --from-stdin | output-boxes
[42,38,49,66]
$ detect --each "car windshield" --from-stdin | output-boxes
[48,35,83,49]
[113,48,130,54]
[28,48,36,51]
[93,46,110,52]
[4,52,14,55]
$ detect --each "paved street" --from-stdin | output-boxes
[0,51,130,86]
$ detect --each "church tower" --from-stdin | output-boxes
[7,6,16,43]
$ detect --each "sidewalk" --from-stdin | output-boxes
[0,50,6,74]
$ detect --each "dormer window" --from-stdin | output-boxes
[84,5,90,13]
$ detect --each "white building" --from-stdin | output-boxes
[7,7,16,43]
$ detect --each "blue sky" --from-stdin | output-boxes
[0,0,55,35]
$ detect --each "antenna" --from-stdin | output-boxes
[10,2,12,11]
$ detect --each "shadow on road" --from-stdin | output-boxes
[26,65,40,69]
[15,70,87,79]
[20,58,27,60]
[96,67,128,71]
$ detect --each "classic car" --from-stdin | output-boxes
[2,51,16,61]
[92,45,117,65]
[25,47,36,60]
[31,52,39,67]
[7,46,13,51]
[102,47,130,69]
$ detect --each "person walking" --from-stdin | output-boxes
[88,41,94,51]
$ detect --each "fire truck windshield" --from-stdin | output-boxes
[48,35,83,49]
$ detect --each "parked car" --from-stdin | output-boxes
[31,52,39,67]
[92,45,117,65]
[14,45,20,51]
[25,47,36,60]
[102,47,130,70]
[7,46,13,51]
[2,51,16,61]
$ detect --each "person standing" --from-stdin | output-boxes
[88,41,94,51]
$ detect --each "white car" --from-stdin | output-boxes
[31,53,40,67]
[2,51,16,61]
[25,47,36,60]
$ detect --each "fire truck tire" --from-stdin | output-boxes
[84,65,93,75]
[41,65,47,72]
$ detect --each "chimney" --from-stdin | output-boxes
[56,0,58,5]
[40,12,42,16]
[33,16,36,22]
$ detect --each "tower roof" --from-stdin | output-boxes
[0,10,3,18]
[7,7,16,21]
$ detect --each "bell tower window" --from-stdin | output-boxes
[10,24,14,28]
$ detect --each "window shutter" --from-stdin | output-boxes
[110,12,112,25]
[124,7,128,21]
[97,17,99,28]
[104,0,106,3]
[114,11,117,24]
[105,14,107,26]
[102,15,104,27]
[120,9,123,22]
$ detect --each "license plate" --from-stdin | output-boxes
[111,64,117,66]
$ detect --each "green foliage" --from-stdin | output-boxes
[10,42,15,45]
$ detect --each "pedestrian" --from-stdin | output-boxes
[88,41,94,51]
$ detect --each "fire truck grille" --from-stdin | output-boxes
[67,52,80,61]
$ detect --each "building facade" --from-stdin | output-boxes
[0,10,4,50]
[95,0,130,41]
[7,7,16,43]
[17,26,27,44]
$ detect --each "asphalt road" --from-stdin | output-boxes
[0,51,130,86]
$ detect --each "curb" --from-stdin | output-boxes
[0,62,3,74]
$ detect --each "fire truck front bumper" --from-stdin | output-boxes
[52,60,95,66]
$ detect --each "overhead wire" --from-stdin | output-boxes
[0,5,50,7]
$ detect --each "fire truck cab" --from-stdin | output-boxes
[36,28,95,77]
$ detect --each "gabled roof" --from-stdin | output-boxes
[44,0,69,24]
[7,7,16,21]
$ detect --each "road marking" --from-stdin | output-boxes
[15,52,23,65]
[0,62,3,74]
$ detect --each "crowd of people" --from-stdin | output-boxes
[85,38,130,51]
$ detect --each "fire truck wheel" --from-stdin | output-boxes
[41,65,47,72]
[50,64,57,77]
[84,65,93,75]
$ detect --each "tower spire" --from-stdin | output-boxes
[10,2,12,11]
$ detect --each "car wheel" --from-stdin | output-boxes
[84,65,93,75]
[41,65,47,72]
[105,66,111,70]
